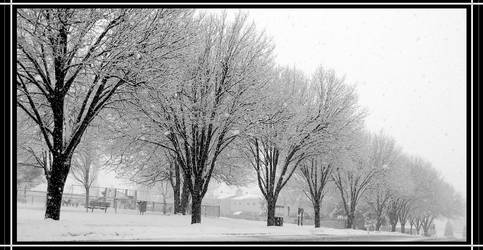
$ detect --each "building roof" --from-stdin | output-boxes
[232,194,263,200]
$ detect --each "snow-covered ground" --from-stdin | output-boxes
[17,205,423,242]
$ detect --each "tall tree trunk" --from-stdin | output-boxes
[180,180,190,215]
[45,155,70,220]
[190,192,202,224]
[345,216,351,229]
[267,199,276,226]
[162,196,167,215]
[85,187,90,212]
[346,213,354,229]
[173,185,181,214]
[171,163,181,214]
[391,223,397,232]
[346,206,357,229]
[45,178,64,219]
[313,203,321,228]
[375,217,382,231]
[401,223,406,233]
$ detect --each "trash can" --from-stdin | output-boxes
[138,201,147,215]
[275,216,284,226]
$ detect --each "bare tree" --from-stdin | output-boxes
[409,213,423,235]
[364,132,401,231]
[70,136,99,212]
[16,8,193,220]
[243,68,317,226]
[299,158,332,228]
[332,132,386,229]
[406,156,464,236]
[165,152,190,215]
[245,66,364,226]
[386,197,400,232]
[124,12,274,224]
[396,198,411,233]
[17,109,47,189]
[368,187,391,231]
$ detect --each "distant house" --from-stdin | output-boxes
[224,193,263,215]
[214,188,264,217]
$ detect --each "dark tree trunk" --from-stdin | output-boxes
[391,223,397,232]
[85,187,90,212]
[375,218,382,231]
[267,200,276,226]
[401,223,406,233]
[190,193,202,224]
[45,178,64,220]
[314,203,321,228]
[346,213,354,229]
[171,164,181,214]
[180,180,190,215]
[45,156,70,220]
[173,185,181,214]
[346,206,357,229]
[162,197,167,215]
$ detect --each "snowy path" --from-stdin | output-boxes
[17,206,423,242]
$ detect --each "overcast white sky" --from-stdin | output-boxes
[200,8,467,195]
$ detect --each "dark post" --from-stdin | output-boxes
[297,208,304,226]
[113,188,117,214]
[134,190,138,205]
[104,187,108,202]
[125,189,129,209]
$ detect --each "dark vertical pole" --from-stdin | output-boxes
[114,188,117,214]
[134,190,138,204]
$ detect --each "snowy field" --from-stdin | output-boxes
[16,204,429,242]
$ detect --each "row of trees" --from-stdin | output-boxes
[294,133,464,233]
[16,8,464,231]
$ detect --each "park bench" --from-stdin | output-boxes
[88,200,110,213]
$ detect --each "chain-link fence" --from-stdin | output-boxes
[16,186,221,217]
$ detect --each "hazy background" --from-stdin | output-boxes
[199,8,467,195]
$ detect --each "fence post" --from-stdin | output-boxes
[134,190,138,209]
[114,188,117,214]
[125,189,129,209]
